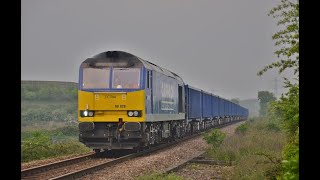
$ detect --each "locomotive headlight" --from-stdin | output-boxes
[133,111,139,117]
[128,111,134,117]
[127,110,141,117]
[80,110,94,117]
[83,110,88,117]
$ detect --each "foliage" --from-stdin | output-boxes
[135,172,185,180]
[203,129,226,148]
[20,82,85,162]
[21,82,78,130]
[21,127,90,162]
[266,122,281,132]
[21,107,76,124]
[21,84,77,101]
[267,83,299,179]
[258,0,299,178]
[258,91,276,117]
[51,126,79,137]
[268,83,299,137]
[280,130,299,179]
[21,100,78,130]
[257,0,299,77]
[206,118,286,179]
[235,123,248,134]
[248,117,255,123]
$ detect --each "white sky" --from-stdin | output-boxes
[21,0,294,100]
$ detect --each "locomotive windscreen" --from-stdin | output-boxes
[80,52,144,90]
[82,67,110,89]
[81,67,141,89]
[112,68,140,89]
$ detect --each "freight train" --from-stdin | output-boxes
[78,51,248,152]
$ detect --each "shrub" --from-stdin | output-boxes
[248,118,255,123]
[21,129,90,162]
[278,130,299,179]
[206,118,286,179]
[266,122,281,132]
[235,123,248,134]
[203,129,226,148]
[267,84,299,179]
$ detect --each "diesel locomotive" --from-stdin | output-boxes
[78,51,248,152]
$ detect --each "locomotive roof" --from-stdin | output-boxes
[84,51,183,82]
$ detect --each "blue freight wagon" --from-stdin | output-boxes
[219,96,224,117]
[212,95,219,118]
[201,90,212,120]
[185,85,202,121]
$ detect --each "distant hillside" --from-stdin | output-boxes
[239,99,259,117]
[21,80,77,101]
[21,81,78,130]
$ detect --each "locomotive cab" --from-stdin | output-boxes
[78,51,148,150]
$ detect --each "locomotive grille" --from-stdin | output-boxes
[123,122,141,131]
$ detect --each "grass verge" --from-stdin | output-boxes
[205,118,286,179]
[21,126,91,162]
[135,172,185,180]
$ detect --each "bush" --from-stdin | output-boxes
[267,84,299,179]
[203,129,226,148]
[278,130,299,180]
[235,123,248,134]
[21,129,90,162]
[268,84,299,138]
[266,122,281,132]
[206,118,286,179]
[248,118,255,123]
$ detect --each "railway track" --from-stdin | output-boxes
[21,120,243,180]
[163,151,233,174]
[21,152,96,179]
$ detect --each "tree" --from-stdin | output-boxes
[230,98,240,104]
[258,91,276,117]
[258,0,299,78]
[257,1,299,179]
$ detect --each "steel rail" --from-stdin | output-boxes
[21,152,96,178]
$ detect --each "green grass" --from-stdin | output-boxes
[135,172,185,180]
[21,126,91,162]
[206,118,286,179]
[21,83,77,101]
[21,83,90,163]
[21,99,78,131]
[235,123,248,134]
[21,83,78,130]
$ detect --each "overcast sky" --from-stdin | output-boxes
[21,0,294,100]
